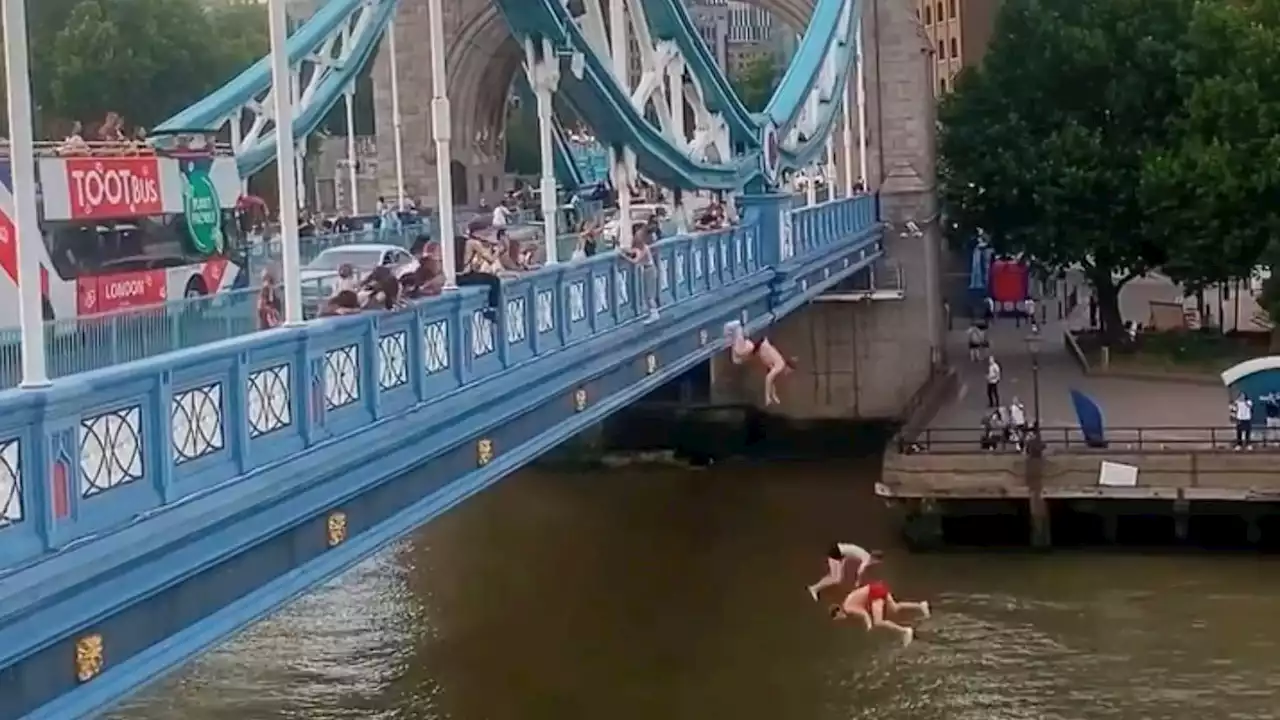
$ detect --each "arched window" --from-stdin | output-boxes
[936,2,944,21]
[940,77,948,93]
[950,38,959,58]
[924,4,932,24]
[938,39,945,56]
[949,0,957,17]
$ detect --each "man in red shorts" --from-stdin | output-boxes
[829,581,930,646]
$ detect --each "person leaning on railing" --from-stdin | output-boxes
[454,234,502,318]
[620,222,659,323]
[258,269,282,329]
[571,219,601,260]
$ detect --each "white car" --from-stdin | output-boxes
[300,244,418,298]
[602,204,669,244]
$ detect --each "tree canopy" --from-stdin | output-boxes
[938,0,1280,341]
[731,54,781,113]
[3,0,269,137]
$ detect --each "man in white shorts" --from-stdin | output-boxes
[807,542,883,601]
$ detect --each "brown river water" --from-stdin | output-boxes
[111,462,1280,720]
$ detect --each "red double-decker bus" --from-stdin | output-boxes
[0,132,246,325]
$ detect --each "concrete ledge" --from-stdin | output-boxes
[880,447,1280,500]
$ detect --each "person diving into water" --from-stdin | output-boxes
[829,581,930,647]
[808,542,883,601]
[726,321,797,406]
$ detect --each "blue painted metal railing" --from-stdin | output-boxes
[0,205,797,566]
[0,194,883,720]
[0,195,873,390]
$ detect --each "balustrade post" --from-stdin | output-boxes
[736,192,792,269]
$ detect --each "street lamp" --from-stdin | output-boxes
[1025,330,1042,429]
[4,0,50,387]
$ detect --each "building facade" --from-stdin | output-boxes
[917,0,1000,96]
[688,1,731,71]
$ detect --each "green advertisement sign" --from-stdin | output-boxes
[182,161,224,255]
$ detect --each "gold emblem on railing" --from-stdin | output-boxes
[646,353,658,375]
[477,438,494,466]
[75,634,104,683]
[327,511,347,547]
[573,388,588,412]
[699,329,709,346]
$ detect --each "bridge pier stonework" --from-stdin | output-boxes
[713,0,944,421]
[370,0,515,210]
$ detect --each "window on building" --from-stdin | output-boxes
[940,76,948,93]
[937,39,944,56]
[949,0,957,17]
[936,2,943,21]
[924,4,931,24]
[950,38,958,58]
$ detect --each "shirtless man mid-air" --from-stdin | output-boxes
[726,321,796,406]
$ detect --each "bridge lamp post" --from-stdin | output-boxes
[266,0,305,324]
[3,0,49,386]
[343,86,359,215]
[525,37,560,264]
[388,20,407,210]
[1025,330,1042,429]
[855,14,868,190]
[427,0,457,286]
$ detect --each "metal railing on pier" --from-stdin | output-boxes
[904,426,1278,454]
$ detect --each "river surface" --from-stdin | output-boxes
[112,463,1280,720]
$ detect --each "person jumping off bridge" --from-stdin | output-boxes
[829,581,930,647]
[726,321,796,406]
[808,542,882,601]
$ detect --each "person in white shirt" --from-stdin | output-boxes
[807,542,883,601]
[491,202,511,228]
[1009,397,1027,449]
[985,356,1002,407]
[1232,393,1253,449]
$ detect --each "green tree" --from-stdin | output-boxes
[3,0,267,137]
[939,0,1197,340]
[1141,0,1280,342]
[731,54,780,113]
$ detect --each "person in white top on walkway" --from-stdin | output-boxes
[985,356,1002,407]
[1008,397,1027,449]
[807,542,883,601]
[1231,393,1253,449]
[492,202,512,228]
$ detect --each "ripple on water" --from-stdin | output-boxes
[110,545,438,720]
[820,585,1280,720]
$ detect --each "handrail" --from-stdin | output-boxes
[905,426,1273,454]
[0,141,236,158]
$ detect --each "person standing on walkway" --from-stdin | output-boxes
[1009,397,1028,450]
[967,323,987,362]
[1264,394,1280,445]
[985,356,1002,407]
[1231,393,1254,450]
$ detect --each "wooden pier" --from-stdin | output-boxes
[879,428,1280,548]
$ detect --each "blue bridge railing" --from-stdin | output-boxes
[0,195,874,391]
[0,194,876,569]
